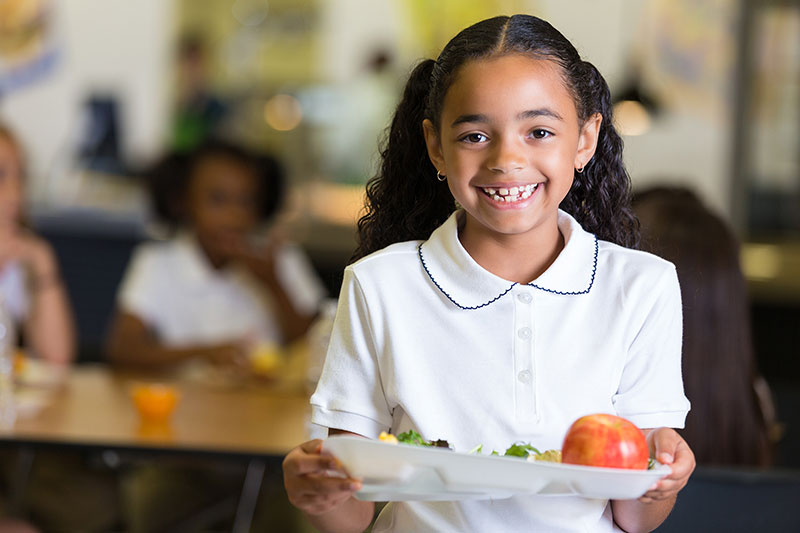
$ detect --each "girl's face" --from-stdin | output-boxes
[423,54,601,243]
[186,154,260,255]
[0,135,23,229]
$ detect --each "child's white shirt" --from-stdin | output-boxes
[117,234,325,350]
[0,261,29,324]
[311,209,690,533]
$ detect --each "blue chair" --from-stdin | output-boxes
[656,466,800,532]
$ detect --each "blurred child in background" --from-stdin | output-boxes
[0,122,119,532]
[107,139,325,377]
[634,186,776,467]
[107,139,324,531]
[0,123,74,366]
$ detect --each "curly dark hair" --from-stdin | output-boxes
[353,14,638,260]
[145,139,286,229]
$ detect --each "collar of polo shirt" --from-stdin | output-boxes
[174,232,239,285]
[418,209,598,310]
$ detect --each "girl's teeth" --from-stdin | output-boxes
[483,183,538,203]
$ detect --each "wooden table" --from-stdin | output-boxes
[0,364,314,531]
[4,364,311,458]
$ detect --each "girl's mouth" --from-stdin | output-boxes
[480,183,538,203]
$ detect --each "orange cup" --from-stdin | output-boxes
[131,383,180,424]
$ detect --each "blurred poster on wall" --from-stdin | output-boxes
[637,0,737,119]
[0,0,59,97]
[402,0,534,56]
[750,5,800,193]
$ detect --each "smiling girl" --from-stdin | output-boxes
[284,15,694,533]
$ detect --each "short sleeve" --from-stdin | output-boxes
[116,244,164,328]
[0,262,29,323]
[309,267,392,438]
[613,265,691,428]
[274,243,327,314]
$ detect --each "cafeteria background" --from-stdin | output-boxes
[1,0,799,531]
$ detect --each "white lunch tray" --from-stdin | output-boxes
[323,436,670,502]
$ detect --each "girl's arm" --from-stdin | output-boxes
[611,428,695,533]
[283,429,374,533]
[21,236,75,365]
[223,238,319,343]
[249,262,317,343]
[106,311,249,372]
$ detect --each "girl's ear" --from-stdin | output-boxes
[422,119,446,174]
[575,112,602,170]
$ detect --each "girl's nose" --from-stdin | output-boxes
[487,137,526,174]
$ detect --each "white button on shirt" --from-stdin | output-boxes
[311,209,689,533]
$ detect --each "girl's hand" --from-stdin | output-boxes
[217,232,285,288]
[639,428,695,503]
[283,439,362,516]
[204,341,252,375]
[0,231,50,271]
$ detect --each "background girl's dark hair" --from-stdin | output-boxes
[354,14,638,260]
[145,138,285,228]
[634,186,773,467]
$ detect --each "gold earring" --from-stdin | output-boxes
[436,171,447,182]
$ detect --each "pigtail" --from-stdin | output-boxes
[352,59,456,261]
[560,61,640,248]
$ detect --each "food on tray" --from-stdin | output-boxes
[378,417,653,471]
[561,413,649,469]
[378,430,561,460]
[380,429,452,449]
[495,442,561,462]
[378,431,398,444]
[527,449,562,463]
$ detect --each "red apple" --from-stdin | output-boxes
[561,413,649,469]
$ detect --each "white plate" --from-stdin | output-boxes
[15,358,67,388]
[323,436,670,502]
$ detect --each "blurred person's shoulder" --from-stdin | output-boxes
[127,236,197,275]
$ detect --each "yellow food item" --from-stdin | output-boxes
[251,343,284,376]
[530,449,562,463]
[13,349,26,375]
[378,431,398,444]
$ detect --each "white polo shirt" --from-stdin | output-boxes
[311,209,689,533]
[118,234,325,349]
[0,261,29,325]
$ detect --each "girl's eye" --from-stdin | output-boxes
[461,133,488,144]
[531,129,552,139]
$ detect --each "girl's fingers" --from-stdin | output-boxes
[299,439,323,454]
[285,452,339,476]
[295,473,362,495]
